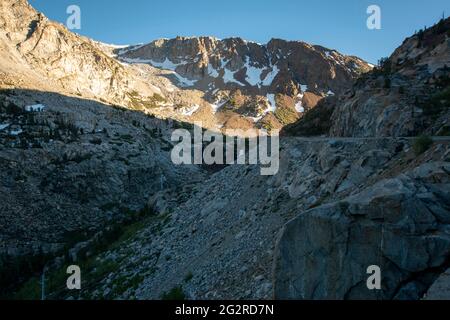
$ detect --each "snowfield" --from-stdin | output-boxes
[244,57,264,87]
[261,65,279,86]
[266,94,277,113]
[180,104,200,116]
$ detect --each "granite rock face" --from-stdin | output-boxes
[274,162,450,300]
[285,18,450,138]
[0,0,162,106]
[425,268,450,300]
[329,18,450,138]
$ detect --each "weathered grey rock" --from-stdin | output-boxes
[424,268,450,300]
[330,18,450,137]
[274,162,450,300]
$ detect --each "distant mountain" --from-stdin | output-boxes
[116,36,372,130]
[117,36,370,95]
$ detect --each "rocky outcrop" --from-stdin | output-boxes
[425,268,450,299]
[329,18,450,137]
[1,1,118,100]
[273,17,450,301]
[274,161,450,300]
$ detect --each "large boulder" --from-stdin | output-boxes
[273,162,450,300]
[424,268,450,300]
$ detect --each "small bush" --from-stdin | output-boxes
[424,86,450,116]
[437,126,450,137]
[161,286,185,300]
[184,272,193,283]
[274,106,298,125]
[377,57,392,75]
[413,135,433,155]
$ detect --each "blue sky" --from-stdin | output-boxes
[30,0,450,64]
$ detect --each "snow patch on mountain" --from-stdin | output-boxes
[148,58,188,71]
[261,65,279,86]
[250,116,263,123]
[122,56,197,87]
[115,44,145,56]
[221,59,246,86]
[180,104,200,116]
[266,94,277,113]
[295,93,305,113]
[244,57,264,87]
[210,100,227,114]
[223,68,244,86]
[208,64,219,78]
[171,72,197,87]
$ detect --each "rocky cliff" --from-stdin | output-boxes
[285,18,450,139]
[0,0,159,105]
[329,18,450,137]
[274,160,450,300]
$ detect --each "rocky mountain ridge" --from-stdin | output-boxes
[116,36,371,130]
[0,0,371,134]
[117,36,370,95]
[330,18,450,138]
[285,18,450,138]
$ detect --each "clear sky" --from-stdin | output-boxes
[29,0,450,64]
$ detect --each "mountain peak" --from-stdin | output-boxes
[112,34,371,130]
